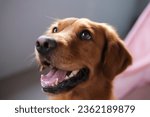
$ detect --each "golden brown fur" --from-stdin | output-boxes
[36,18,132,100]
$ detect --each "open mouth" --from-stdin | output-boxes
[40,63,89,94]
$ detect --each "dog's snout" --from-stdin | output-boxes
[36,35,57,55]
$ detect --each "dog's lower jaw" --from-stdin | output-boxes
[50,86,113,100]
[49,75,114,100]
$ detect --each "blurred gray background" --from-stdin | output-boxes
[0,0,149,99]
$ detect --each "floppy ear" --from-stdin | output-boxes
[100,24,132,79]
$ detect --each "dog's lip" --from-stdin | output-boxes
[42,67,89,94]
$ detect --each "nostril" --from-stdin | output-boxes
[43,39,57,50]
[43,41,50,50]
[36,41,40,48]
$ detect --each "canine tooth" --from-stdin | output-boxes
[55,78,58,85]
[72,70,79,75]
[41,74,44,77]
[69,73,74,77]
[40,66,45,71]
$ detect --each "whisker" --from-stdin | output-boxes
[24,52,37,68]
[45,16,60,22]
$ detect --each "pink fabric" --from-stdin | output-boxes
[114,3,150,99]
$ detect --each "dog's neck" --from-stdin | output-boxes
[51,73,114,100]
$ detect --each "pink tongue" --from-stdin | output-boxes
[41,69,67,88]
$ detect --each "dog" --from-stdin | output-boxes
[35,18,132,100]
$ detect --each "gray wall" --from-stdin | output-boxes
[0,0,149,79]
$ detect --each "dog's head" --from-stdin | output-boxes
[35,18,132,94]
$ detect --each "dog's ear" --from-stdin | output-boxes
[100,23,132,79]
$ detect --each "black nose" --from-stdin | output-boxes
[36,35,57,55]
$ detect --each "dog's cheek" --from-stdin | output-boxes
[79,44,100,69]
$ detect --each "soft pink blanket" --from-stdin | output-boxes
[114,3,150,99]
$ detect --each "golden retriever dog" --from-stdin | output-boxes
[35,18,132,100]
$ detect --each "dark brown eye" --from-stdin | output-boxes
[80,30,92,40]
[52,27,58,33]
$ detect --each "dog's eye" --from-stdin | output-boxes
[52,27,58,33]
[80,30,92,40]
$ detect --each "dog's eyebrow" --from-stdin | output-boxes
[51,22,58,27]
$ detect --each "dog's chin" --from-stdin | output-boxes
[39,63,89,94]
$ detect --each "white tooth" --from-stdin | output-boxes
[41,74,44,77]
[72,70,79,75]
[64,76,68,80]
[55,78,58,85]
[69,73,74,77]
[40,66,46,71]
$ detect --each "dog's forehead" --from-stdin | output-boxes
[56,18,95,28]
[55,17,78,27]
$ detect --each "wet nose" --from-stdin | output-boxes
[36,35,57,55]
